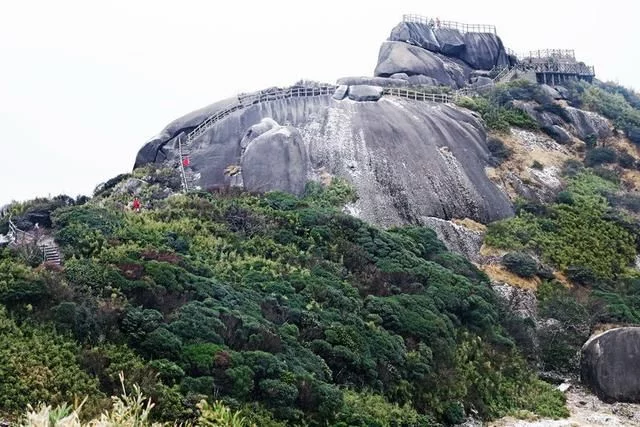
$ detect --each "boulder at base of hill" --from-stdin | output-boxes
[581,327,640,402]
[347,85,384,102]
[240,119,308,195]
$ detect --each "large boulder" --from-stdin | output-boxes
[459,33,509,70]
[347,85,384,102]
[564,107,612,140]
[134,88,514,226]
[337,76,407,88]
[581,327,640,402]
[434,28,465,56]
[389,21,441,52]
[374,41,466,88]
[240,119,308,195]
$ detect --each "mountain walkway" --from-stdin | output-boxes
[8,219,61,265]
[176,72,510,192]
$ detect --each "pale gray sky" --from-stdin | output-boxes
[1,0,638,205]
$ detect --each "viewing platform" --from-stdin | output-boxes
[507,48,595,84]
[402,14,497,35]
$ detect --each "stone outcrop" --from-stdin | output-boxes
[135,92,514,226]
[581,327,640,403]
[376,21,509,89]
[513,100,612,142]
[564,107,612,140]
[346,85,384,102]
[389,21,441,52]
[374,41,467,88]
[240,119,308,195]
[420,217,484,262]
[459,32,509,70]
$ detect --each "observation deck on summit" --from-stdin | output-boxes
[507,48,595,84]
[402,14,497,34]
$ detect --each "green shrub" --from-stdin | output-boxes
[502,253,538,278]
[585,147,617,166]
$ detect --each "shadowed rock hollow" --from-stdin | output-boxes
[135,93,513,226]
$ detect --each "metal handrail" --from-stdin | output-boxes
[402,14,497,34]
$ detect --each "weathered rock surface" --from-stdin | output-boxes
[459,32,509,70]
[565,107,612,140]
[337,76,407,88]
[389,21,441,52]
[581,327,640,403]
[374,41,466,87]
[346,85,383,102]
[420,217,484,262]
[240,119,308,195]
[135,92,514,226]
[434,28,465,56]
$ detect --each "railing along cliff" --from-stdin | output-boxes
[177,85,338,192]
[402,14,497,34]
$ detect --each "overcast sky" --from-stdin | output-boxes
[1,0,638,206]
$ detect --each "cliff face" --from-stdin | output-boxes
[135,93,513,226]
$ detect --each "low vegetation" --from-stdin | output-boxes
[0,171,568,425]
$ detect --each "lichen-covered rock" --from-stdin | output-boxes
[389,21,441,52]
[374,41,466,88]
[240,119,308,195]
[135,92,514,226]
[581,327,640,403]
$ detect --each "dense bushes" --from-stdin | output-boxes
[487,171,635,280]
[0,178,567,425]
[566,81,640,142]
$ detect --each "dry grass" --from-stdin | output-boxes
[481,263,541,290]
[452,217,487,233]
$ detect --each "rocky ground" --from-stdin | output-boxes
[490,385,640,426]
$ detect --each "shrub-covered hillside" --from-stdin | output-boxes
[0,173,566,426]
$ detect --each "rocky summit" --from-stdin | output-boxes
[134,16,519,227]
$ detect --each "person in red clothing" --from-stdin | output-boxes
[182,156,190,167]
[132,197,141,213]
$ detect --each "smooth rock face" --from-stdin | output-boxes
[240,119,308,195]
[459,32,509,70]
[347,85,383,102]
[389,21,441,52]
[135,94,514,226]
[581,327,640,402]
[434,28,465,55]
[374,41,465,88]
